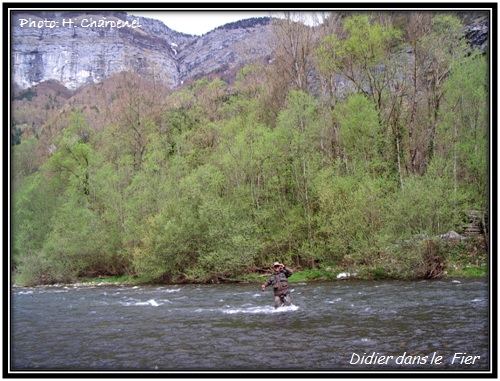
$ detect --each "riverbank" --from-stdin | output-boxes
[12,235,488,288]
[13,263,487,289]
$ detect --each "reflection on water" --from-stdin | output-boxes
[11,279,490,373]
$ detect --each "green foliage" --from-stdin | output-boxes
[438,52,488,209]
[12,136,39,181]
[384,157,466,239]
[342,15,402,66]
[39,191,104,282]
[315,34,342,78]
[313,171,386,266]
[47,112,96,196]
[12,16,489,285]
[13,251,51,286]
[448,265,487,278]
[316,14,402,101]
[335,94,383,174]
[420,15,468,77]
[380,240,429,279]
[439,236,488,277]
[12,171,58,270]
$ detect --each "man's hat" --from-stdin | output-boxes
[273,262,281,267]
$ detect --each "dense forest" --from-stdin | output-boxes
[11,13,489,286]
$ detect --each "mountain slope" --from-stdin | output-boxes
[11,11,273,91]
[11,11,193,90]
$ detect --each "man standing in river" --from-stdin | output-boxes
[261,262,293,308]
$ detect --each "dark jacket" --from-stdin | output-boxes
[263,267,293,296]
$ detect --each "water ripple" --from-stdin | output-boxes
[11,279,490,371]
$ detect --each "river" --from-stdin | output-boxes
[10,278,491,374]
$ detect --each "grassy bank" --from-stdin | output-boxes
[238,263,488,283]
[77,262,487,287]
[80,252,487,286]
[14,236,488,287]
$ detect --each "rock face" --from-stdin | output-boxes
[176,18,272,83]
[463,15,489,53]
[11,11,193,90]
[11,11,273,91]
[11,10,488,92]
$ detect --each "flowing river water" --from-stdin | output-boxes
[10,278,491,373]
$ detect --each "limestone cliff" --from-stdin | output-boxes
[11,11,273,91]
[11,10,487,93]
[11,11,194,90]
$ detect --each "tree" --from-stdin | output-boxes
[269,12,316,93]
[132,164,226,281]
[12,170,59,281]
[273,90,323,263]
[47,111,95,198]
[404,12,434,175]
[12,136,40,183]
[419,14,468,165]
[316,15,402,111]
[313,171,386,266]
[192,77,228,122]
[111,72,166,169]
[384,157,460,238]
[437,52,488,218]
[334,94,383,176]
[38,188,106,282]
[315,15,404,186]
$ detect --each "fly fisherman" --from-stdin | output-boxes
[261,262,293,308]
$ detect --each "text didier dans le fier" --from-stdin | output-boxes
[350,351,481,366]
